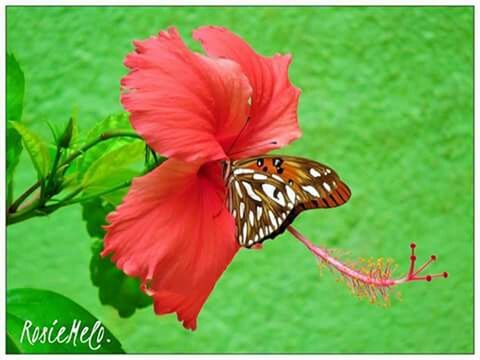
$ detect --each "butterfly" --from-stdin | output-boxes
[224,155,351,248]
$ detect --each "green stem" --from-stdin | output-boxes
[7,130,142,225]
[6,197,42,225]
[56,181,132,207]
[57,186,85,204]
[6,181,131,226]
[62,131,140,166]
[8,181,40,213]
[7,178,14,208]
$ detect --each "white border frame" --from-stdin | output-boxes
[1,1,476,358]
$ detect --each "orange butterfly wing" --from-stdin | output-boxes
[228,155,351,248]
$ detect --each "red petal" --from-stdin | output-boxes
[193,26,302,159]
[122,27,252,162]
[102,159,239,329]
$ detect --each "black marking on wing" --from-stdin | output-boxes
[229,155,352,248]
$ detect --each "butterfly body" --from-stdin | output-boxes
[224,155,352,248]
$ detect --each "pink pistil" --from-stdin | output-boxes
[288,226,448,300]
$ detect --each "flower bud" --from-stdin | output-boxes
[58,117,75,148]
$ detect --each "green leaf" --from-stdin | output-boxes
[46,120,61,144]
[6,312,24,354]
[90,239,152,318]
[10,122,52,179]
[81,199,152,317]
[82,198,114,238]
[81,141,144,196]
[6,53,25,205]
[69,114,79,148]
[101,187,130,206]
[58,117,76,148]
[78,113,134,175]
[7,53,25,121]
[7,124,23,203]
[86,113,132,140]
[6,288,124,354]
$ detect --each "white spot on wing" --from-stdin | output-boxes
[285,185,297,203]
[268,210,277,227]
[275,192,286,206]
[249,210,255,226]
[262,183,286,206]
[242,181,262,201]
[309,168,322,177]
[232,209,237,218]
[234,168,254,175]
[234,181,243,198]
[256,206,263,220]
[240,202,245,219]
[302,185,320,197]
[259,228,264,238]
[253,173,267,180]
[323,182,332,192]
[272,174,285,183]
[242,222,247,242]
[262,184,276,199]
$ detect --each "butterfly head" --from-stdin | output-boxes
[225,155,352,248]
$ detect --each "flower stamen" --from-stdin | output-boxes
[288,226,448,304]
[395,243,448,284]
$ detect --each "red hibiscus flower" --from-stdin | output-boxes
[102,26,301,330]
[103,26,447,331]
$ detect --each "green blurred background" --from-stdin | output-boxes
[6,6,473,353]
